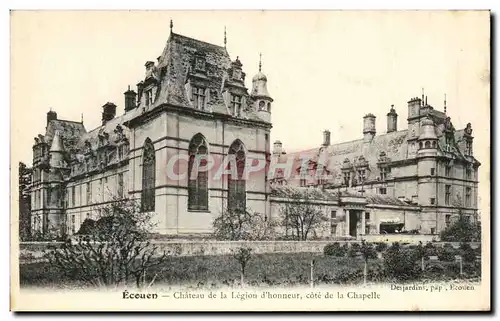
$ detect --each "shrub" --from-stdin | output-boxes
[383,243,422,281]
[350,243,361,251]
[375,242,388,252]
[459,243,477,263]
[437,247,456,262]
[424,242,438,256]
[323,243,346,257]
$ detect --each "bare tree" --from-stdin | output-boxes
[46,197,168,288]
[213,204,275,241]
[278,187,329,241]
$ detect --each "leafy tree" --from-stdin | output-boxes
[383,242,422,281]
[46,197,168,288]
[278,187,329,241]
[18,162,32,241]
[233,247,252,286]
[360,240,377,285]
[440,196,481,242]
[459,242,477,263]
[415,241,427,271]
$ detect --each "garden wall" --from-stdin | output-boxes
[19,239,480,262]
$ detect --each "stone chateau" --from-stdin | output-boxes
[29,24,480,240]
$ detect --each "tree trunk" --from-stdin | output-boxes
[421,256,425,272]
[240,266,245,287]
[363,259,367,286]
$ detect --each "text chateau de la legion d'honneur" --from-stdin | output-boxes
[28,24,480,241]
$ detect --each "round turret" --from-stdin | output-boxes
[418,117,438,153]
[251,54,273,123]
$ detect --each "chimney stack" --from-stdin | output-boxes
[322,130,331,147]
[102,102,117,125]
[124,86,137,112]
[363,113,376,142]
[47,110,57,125]
[386,105,398,133]
[272,140,283,155]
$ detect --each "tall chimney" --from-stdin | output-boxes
[124,86,137,112]
[387,105,398,133]
[363,113,376,142]
[322,130,331,147]
[272,140,283,155]
[47,110,57,125]
[102,102,117,125]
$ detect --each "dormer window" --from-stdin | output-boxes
[230,94,242,117]
[465,140,473,156]
[380,167,388,181]
[192,86,206,110]
[145,89,153,106]
[195,57,206,72]
[232,69,241,80]
[343,171,351,187]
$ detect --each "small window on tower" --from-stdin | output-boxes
[267,102,271,112]
[259,101,265,111]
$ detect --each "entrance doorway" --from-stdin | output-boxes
[349,211,358,237]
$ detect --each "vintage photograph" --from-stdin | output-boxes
[11,11,490,311]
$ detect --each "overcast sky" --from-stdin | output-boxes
[11,11,490,212]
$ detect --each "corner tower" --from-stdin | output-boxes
[251,54,273,123]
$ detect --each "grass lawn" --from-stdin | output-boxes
[20,252,375,288]
[20,251,479,289]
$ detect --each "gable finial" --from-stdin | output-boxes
[421,87,425,105]
[259,52,262,72]
[170,19,173,35]
[224,26,227,48]
[81,113,84,124]
[444,93,447,114]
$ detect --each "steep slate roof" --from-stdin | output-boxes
[45,119,87,154]
[153,32,232,110]
[269,185,413,207]
[280,129,409,186]
[142,32,264,122]
[75,108,140,153]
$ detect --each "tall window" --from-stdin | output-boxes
[445,214,451,227]
[445,185,451,205]
[466,168,472,180]
[227,140,246,212]
[192,86,206,110]
[86,182,91,205]
[141,138,156,212]
[71,186,75,207]
[343,172,351,187]
[445,161,451,177]
[188,134,209,211]
[465,140,473,156]
[466,187,472,207]
[380,167,387,181]
[71,215,76,234]
[118,173,124,199]
[230,94,242,117]
[145,89,153,106]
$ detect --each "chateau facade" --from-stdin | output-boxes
[29,26,480,240]
[271,98,480,236]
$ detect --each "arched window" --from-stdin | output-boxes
[425,141,431,149]
[419,141,423,149]
[188,134,209,211]
[432,141,437,148]
[227,140,246,212]
[141,138,155,212]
